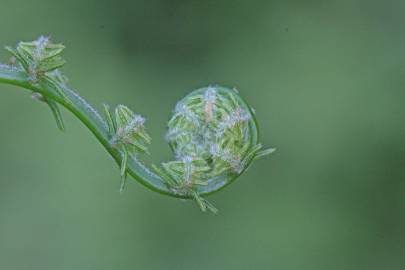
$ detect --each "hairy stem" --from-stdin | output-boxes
[0,65,256,198]
[0,65,175,194]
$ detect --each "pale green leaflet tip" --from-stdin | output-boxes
[255,148,277,159]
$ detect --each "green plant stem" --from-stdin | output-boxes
[0,65,259,198]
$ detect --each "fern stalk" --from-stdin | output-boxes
[0,37,275,213]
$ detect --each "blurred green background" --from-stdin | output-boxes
[0,0,404,269]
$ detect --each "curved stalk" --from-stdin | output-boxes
[0,36,275,213]
[0,65,178,196]
[0,65,266,199]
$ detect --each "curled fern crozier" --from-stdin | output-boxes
[0,36,275,213]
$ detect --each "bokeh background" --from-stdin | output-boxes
[0,0,404,269]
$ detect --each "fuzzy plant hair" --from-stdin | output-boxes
[0,36,275,214]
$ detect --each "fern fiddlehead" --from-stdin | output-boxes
[0,37,275,213]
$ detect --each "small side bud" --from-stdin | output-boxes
[7,36,66,78]
[111,105,151,154]
[102,104,151,192]
[6,36,70,103]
